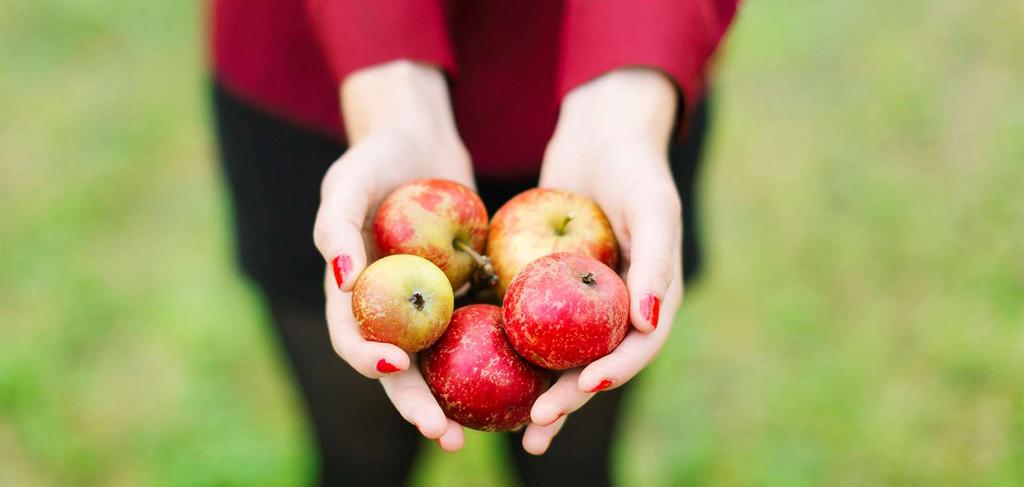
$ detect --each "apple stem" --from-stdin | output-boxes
[454,240,498,286]
[554,215,573,236]
[581,272,597,286]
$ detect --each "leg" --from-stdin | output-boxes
[265,296,422,487]
[505,386,630,487]
[211,80,422,486]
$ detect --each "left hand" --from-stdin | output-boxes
[521,68,685,454]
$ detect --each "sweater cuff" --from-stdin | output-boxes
[558,0,738,109]
[308,0,457,84]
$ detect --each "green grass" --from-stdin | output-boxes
[2,0,1022,485]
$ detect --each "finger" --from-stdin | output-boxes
[380,364,450,439]
[522,415,568,455]
[624,187,682,333]
[436,418,466,452]
[313,156,374,292]
[324,270,410,378]
[577,329,663,393]
[578,254,683,393]
[530,370,593,426]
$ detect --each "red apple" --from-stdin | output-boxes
[352,254,455,353]
[373,179,489,291]
[502,252,629,370]
[421,304,552,431]
[487,188,618,297]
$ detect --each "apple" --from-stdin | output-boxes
[352,254,454,353]
[420,304,552,431]
[502,252,629,370]
[373,179,489,291]
[487,188,618,297]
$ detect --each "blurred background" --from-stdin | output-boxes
[2,0,1022,485]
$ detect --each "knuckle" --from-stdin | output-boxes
[669,280,684,301]
[629,183,681,223]
[635,252,674,291]
[319,156,349,198]
[312,218,331,254]
[659,188,682,220]
[329,339,347,362]
[667,197,682,221]
[651,251,674,275]
[328,333,355,364]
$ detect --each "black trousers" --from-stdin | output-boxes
[212,81,710,487]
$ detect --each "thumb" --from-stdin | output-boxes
[313,156,375,292]
[624,190,682,332]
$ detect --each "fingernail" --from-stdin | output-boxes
[376,358,399,373]
[332,255,352,289]
[641,293,661,329]
[590,379,613,393]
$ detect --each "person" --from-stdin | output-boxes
[210,1,737,485]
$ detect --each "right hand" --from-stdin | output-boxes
[313,60,472,452]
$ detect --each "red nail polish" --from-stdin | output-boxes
[590,379,612,393]
[641,293,661,329]
[376,358,399,373]
[332,255,352,289]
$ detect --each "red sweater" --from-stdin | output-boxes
[211,0,738,179]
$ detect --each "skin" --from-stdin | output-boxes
[502,253,629,370]
[488,188,618,297]
[313,62,682,455]
[352,254,454,353]
[373,179,488,291]
[420,305,552,431]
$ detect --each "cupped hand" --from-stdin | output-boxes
[522,68,685,454]
[312,61,472,452]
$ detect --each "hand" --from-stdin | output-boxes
[522,68,685,454]
[313,60,471,452]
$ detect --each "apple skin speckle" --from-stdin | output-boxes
[502,252,629,370]
[421,304,552,431]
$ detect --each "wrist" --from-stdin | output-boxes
[551,68,678,155]
[340,60,463,150]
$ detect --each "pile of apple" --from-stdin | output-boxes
[352,179,628,431]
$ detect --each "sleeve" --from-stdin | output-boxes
[557,0,740,107]
[306,0,457,84]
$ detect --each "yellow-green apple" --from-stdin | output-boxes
[421,304,552,431]
[487,188,618,297]
[352,254,455,353]
[373,179,489,291]
[502,252,629,370]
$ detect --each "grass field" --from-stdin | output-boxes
[2,0,1022,485]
